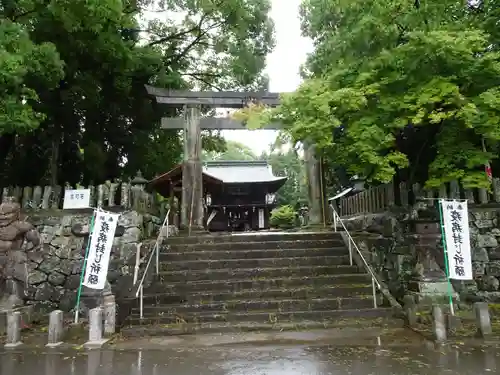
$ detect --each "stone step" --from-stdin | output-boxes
[165,239,344,252]
[126,307,394,326]
[131,297,378,316]
[159,255,351,272]
[145,274,373,294]
[121,315,402,337]
[167,232,342,245]
[160,248,348,261]
[156,265,362,283]
[138,285,374,305]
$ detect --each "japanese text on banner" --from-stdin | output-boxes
[441,200,473,280]
[82,211,120,289]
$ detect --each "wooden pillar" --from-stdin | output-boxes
[304,142,325,226]
[181,106,204,232]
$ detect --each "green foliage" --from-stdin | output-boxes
[237,0,500,189]
[270,205,297,229]
[0,20,64,135]
[0,0,274,186]
[261,148,308,209]
[203,140,258,161]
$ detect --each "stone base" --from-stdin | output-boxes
[408,280,458,306]
[5,341,23,349]
[0,305,34,335]
[178,228,208,237]
[46,342,64,348]
[83,338,110,349]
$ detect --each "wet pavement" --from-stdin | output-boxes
[1,343,499,374]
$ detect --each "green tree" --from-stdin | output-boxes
[238,0,500,189]
[0,0,275,186]
[261,148,307,209]
[203,140,258,161]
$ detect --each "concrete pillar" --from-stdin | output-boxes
[304,142,325,226]
[5,311,22,348]
[432,305,447,342]
[103,295,116,336]
[474,302,492,337]
[84,307,109,348]
[47,310,64,347]
[403,295,417,328]
[181,106,204,232]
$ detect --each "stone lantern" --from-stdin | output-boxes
[130,171,148,191]
[130,171,148,210]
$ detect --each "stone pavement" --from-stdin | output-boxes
[1,339,500,375]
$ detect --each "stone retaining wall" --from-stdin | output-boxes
[343,204,500,304]
[469,208,500,299]
[23,210,165,313]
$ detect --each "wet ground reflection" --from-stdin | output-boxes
[1,345,499,374]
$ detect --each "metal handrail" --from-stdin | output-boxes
[134,208,171,318]
[330,204,382,308]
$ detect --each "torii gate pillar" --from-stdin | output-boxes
[304,142,327,226]
[181,106,204,231]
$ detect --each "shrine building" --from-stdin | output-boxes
[147,160,287,231]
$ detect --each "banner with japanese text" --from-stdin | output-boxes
[82,211,120,289]
[441,200,473,280]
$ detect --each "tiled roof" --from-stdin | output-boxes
[203,160,287,184]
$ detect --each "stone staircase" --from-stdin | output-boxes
[121,232,397,336]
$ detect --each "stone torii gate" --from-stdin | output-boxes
[145,85,326,233]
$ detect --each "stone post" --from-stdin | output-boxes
[474,302,492,337]
[46,310,64,347]
[403,295,417,328]
[304,142,325,226]
[181,106,204,232]
[5,311,22,348]
[103,294,116,336]
[432,305,447,343]
[84,307,109,348]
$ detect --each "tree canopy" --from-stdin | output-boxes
[260,148,308,209]
[238,0,500,190]
[0,0,274,186]
[203,140,258,161]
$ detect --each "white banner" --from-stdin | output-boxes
[82,210,120,289]
[63,189,91,209]
[441,200,473,280]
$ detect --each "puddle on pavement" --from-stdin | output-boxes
[1,344,499,374]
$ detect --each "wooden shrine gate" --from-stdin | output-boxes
[145,85,327,233]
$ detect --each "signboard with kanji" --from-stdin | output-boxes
[63,189,91,209]
[82,211,120,289]
[441,200,473,280]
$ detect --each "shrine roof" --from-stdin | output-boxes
[203,160,287,184]
[147,160,287,196]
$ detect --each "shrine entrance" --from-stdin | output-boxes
[144,85,327,234]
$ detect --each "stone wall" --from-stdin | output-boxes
[469,208,500,300]
[344,212,413,301]
[343,204,500,304]
[23,210,163,313]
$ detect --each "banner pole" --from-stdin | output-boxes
[74,209,97,323]
[438,199,455,316]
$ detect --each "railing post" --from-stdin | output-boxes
[155,242,159,275]
[348,240,353,266]
[139,285,144,320]
[372,278,377,308]
[332,206,337,232]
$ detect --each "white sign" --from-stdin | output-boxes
[258,209,264,229]
[83,211,120,290]
[63,189,91,209]
[441,200,473,280]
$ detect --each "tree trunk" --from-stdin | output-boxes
[50,136,60,186]
[0,133,15,164]
[0,134,15,182]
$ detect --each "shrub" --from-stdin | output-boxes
[270,205,297,229]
